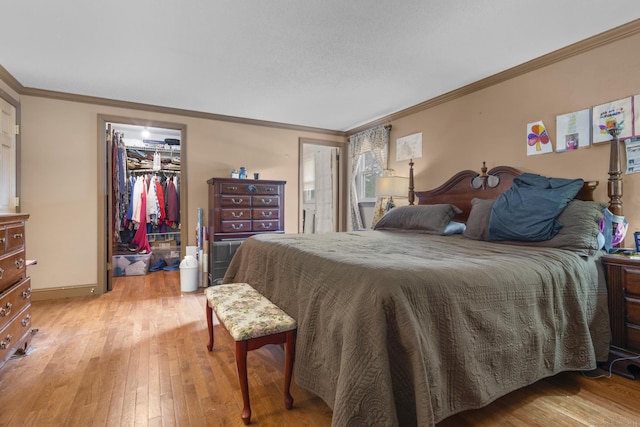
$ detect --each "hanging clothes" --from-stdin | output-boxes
[130,177,151,254]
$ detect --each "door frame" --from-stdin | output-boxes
[298,138,346,233]
[0,89,20,213]
[97,114,187,294]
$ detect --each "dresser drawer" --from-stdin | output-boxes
[0,305,32,364]
[0,249,26,290]
[624,267,640,297]
[221,195,251,208]
[252,220,280,232]
[6,223,25,253]
[627,324,640,352]
[253,184,281,195]
[627,298,640,325]
[221,209,251,221]
[252,195,279,208]
[0,226,6,255]
[0,277,31,331]
[252,208,279,220]
[220,221,252,233]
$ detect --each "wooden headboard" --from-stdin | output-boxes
[412,163,598,223]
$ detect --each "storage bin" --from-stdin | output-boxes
[150,246,181,267]
[112,253,151,277]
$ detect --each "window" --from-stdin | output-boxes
[356,151,382,202]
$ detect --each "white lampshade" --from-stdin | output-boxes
[375,175,409,198]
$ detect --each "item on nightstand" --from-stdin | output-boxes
[231,169,239,179]
[635,231,640,252]
[239,167,247,179]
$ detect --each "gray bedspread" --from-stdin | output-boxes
[223,231,610,426]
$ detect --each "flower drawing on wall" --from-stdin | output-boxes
[527,120,552,156]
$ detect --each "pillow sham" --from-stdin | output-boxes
[464,198,607,256]
[488,173,584,241]
[373,204,462,234]
[463,198,495,240]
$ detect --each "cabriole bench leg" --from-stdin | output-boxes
[236,340,251,425]
[206,304,214,351]
[284,329,296,410]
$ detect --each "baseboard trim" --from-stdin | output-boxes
[31,285,98,301]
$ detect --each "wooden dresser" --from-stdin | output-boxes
[207,178,285,284]
[601,253,640,379]
[0,213,32,369]
[207,177,286,242]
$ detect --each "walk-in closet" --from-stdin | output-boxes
[108,122,183,279]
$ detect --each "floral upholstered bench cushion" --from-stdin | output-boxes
[204,283,297,341]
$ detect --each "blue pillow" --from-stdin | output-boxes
[488,173,584,241]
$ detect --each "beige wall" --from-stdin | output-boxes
[18,96,344,294]
[386,32,640,243]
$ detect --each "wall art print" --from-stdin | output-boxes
[592,96,633,143]
[555,109,591,152]
[527,120,552,156]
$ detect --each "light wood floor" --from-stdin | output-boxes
[0,271,639,426]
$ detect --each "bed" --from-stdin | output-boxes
[223,164,611,426]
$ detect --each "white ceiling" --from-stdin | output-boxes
[3,1,640,132]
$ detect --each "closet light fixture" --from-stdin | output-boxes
[141,128,150,138]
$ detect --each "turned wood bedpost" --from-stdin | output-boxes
[408,159,415,205]
[608,135,623,216]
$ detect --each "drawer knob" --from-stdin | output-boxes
[0,302,12,317]
[0,334,11,349]
[0,237,5,244]
[265,187,275,192]
[260,198,273,205]
[261,223,273,229]
[231,212,244,218]
[227,186,238,190]
[15,258,25,269]
[22,287,32,299]
[247,185,258,193]
[13,233,23,240]
[260,211,273,217]
[231,224,244,230]
[231,198,244,204]
[21,314,31,327]
[0,267,3,279]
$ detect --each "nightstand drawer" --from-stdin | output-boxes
[627,298,640,325]
[623,267,640,296]
[626,324,640,352]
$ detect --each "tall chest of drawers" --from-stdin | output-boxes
[0,213,32,369]
[207,178,286,242]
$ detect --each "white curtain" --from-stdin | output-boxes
[348,125,390,231]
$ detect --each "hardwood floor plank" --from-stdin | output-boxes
[2,271,640,426]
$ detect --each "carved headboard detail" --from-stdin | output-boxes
[410,162,598,223]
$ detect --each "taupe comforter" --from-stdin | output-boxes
[223,231,610,426]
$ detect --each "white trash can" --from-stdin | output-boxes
[179,255,199,292]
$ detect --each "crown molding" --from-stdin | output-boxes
[0,64,24,94]
[346,18,640,136]
[19,86,345,137]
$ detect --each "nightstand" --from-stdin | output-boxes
[601,253,640,379]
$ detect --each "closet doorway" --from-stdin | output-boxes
[99,116,187,293]
[299,138,342,233]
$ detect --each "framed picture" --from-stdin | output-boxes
[592,97,633,143]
